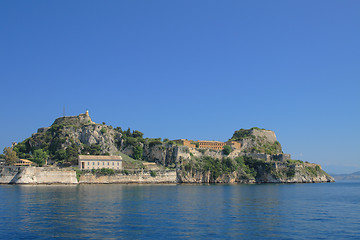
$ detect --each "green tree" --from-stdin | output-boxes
[13,141,30,159]
[55,149,67,160]
[81,144,102,155]
[33,149,48,166]
[222,145,233,155]
[132,130,144,139]
[125,128,131,137]
[133,145,143,160]
[66,144,79,165]
[3,147,18,165]
[114,126,123,133]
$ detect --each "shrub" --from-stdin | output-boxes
[33,149,48,166]
[150,170,157,177]
[133,145,143,160]
[286,169,296,178]
[114,126,123,133]
[76,170,84,182]
[132,130,144,139]
[194,142,199,148]
[55,149,67,160]
[124,137,138,147]
[184,163,192,172]
[81,144,102,155]
[149,140,162,148]
[198,149,206,154]
[92,168,115,176]
[65,144,79,165]
[222,145,232,155]
[306,167,317,176]
[101,168,114,175]
[100,128,107,134]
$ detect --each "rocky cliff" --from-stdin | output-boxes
[176,154,334,184]
[10,112,334,183]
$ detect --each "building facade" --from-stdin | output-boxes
[173,139,241,151]
[78,155,123,170]
[197,141,226,150]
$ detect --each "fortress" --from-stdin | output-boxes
[173,139,241,151]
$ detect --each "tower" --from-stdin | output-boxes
[85,109,89,117]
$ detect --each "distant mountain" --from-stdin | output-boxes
[332,171,360,181]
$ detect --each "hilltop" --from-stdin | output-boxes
[8,111,334,183]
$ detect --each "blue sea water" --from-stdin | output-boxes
[0,182,359,239]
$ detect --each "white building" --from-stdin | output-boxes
[78,155,123,170]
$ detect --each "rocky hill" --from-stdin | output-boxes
[229,127,282,154]
[332,171,360,181]
[10,112,334,183]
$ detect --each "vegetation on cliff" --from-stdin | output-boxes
[5,112,334,183]
[178,155,332,183]
[230,128,282,155]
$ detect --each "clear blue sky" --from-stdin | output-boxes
[1,1,359,174]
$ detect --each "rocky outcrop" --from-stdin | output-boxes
[230,128,282,154]
[176,159,334,184]
[28,113,122,156]
[254,162,334,183]
[177,170,256,184]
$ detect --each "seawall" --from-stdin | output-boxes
[0,166,77,184]
[79,170,177,184]
[0,167,177,184]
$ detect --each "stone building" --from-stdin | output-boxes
[78,155,123,170]
[173,139,241,151]
[197,141,226,150]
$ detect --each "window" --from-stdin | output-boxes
[108,162,109,165]
[93,162,94,165]
[98,162,99,165]
[103,162,104,165]
[88,162,89,165]
[112,162,114,166]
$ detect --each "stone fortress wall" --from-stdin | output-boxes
[0,166,176,184]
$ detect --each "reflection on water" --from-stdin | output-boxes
[0,182,359,239]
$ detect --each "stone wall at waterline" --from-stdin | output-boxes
[79,170,177,184]
[0,166,77,184]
